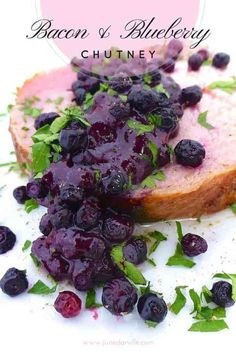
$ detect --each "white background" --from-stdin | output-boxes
[0,1,236,353]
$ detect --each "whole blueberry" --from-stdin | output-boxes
[102,278,138,315]
[181,233,208,257]
[128,88,159,114]
[94,253,123,283]
[157,145,171,168]
[166,39,183,57]
[0,268,28,296]
[39,213,52,236]
[197,49,209,61]
[188,54,203,71]
[60,184,84,206]
[212,52,230,69]
[75,198,101,230]
[211,281,235,307]
[26,180,48,199]
[106,172,127,195]
[137,293,168,323]
[181,85,202,106]
[109,74,132,93]
[123,238,147,265]
[174,139,206,167]
[54,291,82,318]
[50,208,74,229]
[74,88,86,105]
[34,112,59,130]
[161,58,175,73]
[155,107,178,135]
[103,211,134,244]
[109,101,130,119]
[0,226,16,254]
[72,258,95,291]
[59,128,88,153]
[13,186,29,204]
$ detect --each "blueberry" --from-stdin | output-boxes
[26,180,48,199]
[154,107,179,135]
[59,128,88,153]
[103,211,134,244]
[144,68,162,87]
[39,213,52,236]
[128,88,159,114]
[109,75,132,93]
[174,139,206,167]
[13,186,29,204]
[54,291,82,318]
[0,226,16,254]
[74,88,86,105]
[188,54,203,71]
[181,233,208,257]
[50,208,74,229]
[81,77,100,94]
[105,172,127,195]
[34,112,59,130]
[94,253,123,283]
[197,49,209,61]
[137,293,168,323]
[0,268,28,296]
[75,198,101,230]
[212,52,230,69]
[109,101,130,119]
[211,281,235,307]
[161,58,175,73]
[72,258,95,291]
[157,145,171,168]
[123,238,147,265]
[102,278,138,315]
[166,39,183,58]
[60,184,84,206]
[155,92,170,108]
[181,85,202,106]
[171,102,184,118]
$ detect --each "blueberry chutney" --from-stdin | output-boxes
[11,43,212,322]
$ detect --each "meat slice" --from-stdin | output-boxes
[9,62,236,221]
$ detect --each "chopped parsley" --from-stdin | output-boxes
[147,231,167,256]
[30,253,41,268]
[166,222,196,268]
[111,245,146,285]
[208,78,236,94]
[155,83,170,97]
[147,113,162,127]
[141,171,166,188]
[85,289,102,309]
[127,119,154,136]
[22,240,32,252]
[28,280,57,295]
[170,286,188,314]
[197,111,214,130]
[24,199,39,213]
[188,319,228,332]
[148,141,159,166]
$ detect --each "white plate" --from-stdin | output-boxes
[0,114,236,354]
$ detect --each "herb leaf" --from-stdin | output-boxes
[31,142,50,173]
[148,231,167,256]
[145,320,157,328]
[188,319,229,332]
[189,288,202,314]
[30,253,41,267]
[85,289,102,309]
[176,221,183,241]
[22,240,32,252]
[28,280,57,295]
[197,111,214,130]
[127,120,154,136]
[208,78,236,94]
[148,141,159,165]
[24,199,39,213]
[200,285,212,303]
[141,171,166,188]
[230,202,236,215]
[170,286,187,314]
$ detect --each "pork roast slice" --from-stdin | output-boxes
[9,62,236,221]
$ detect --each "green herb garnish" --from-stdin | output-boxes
[28,280,57,295]
[22,240,32,252]
[197,111,214,130]
[24,199,39,213]
[147,231,167,256]
[148,141,159,166]
[166,222,195,268]
[145,320,157,328]
[170,286,188,314]
[208,78,236,94]
[85,289,102,309]
[141,171,166,188]
[188,319,228,332]
[30,253,41,267]
[127,120,154,136]
[111,245,146,285]
[155,84,170,97]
